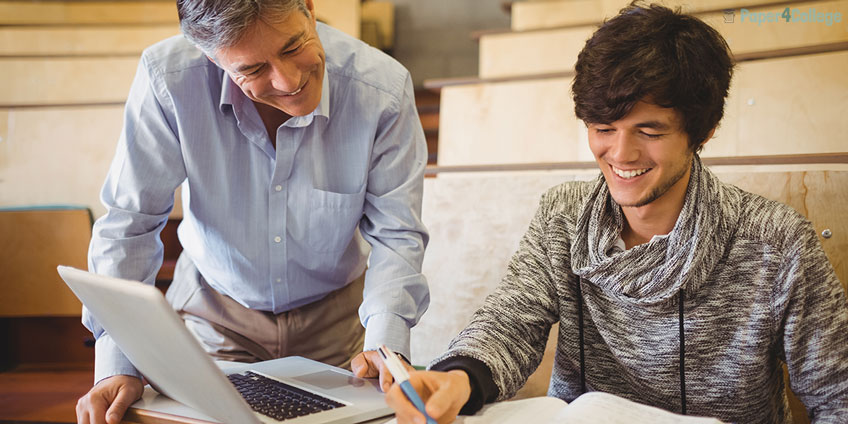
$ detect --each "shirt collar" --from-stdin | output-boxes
[284,65,330,128]
[219,70,242,112]
[609,233,668,255]
[218,65,331,127]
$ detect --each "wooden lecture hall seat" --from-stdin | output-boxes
[0,207,95,422]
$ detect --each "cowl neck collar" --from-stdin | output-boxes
[570,156,739,306]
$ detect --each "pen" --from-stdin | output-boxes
[377,344,437,424]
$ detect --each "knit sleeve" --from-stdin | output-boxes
[428,191,561,401]
[774,220,848,423]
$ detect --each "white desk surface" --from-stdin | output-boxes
[124,385,393,424]
[122,360,394,424]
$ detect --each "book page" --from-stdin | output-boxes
[553,392,724,424]
[382,396,567,424]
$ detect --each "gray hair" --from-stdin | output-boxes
[177,0,309,55]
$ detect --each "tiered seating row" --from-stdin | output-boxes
[0,0,361,218]
[510,0,823,31]
[433,0,848,167]
[482,0,848,78]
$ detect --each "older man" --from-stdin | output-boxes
[77,0,430,422]
[386,3,848,423]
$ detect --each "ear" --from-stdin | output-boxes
[698,127,717,152]
[304,0,317,25]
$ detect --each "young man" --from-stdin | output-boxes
[386,4,848,423]
[77,0,430,422]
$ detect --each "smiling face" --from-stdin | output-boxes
[213,3,324,118]
[588,100,703,211]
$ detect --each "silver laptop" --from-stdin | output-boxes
[57,266,393,424]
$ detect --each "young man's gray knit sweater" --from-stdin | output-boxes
[430,158,848,423]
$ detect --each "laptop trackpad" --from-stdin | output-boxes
[293,370,377,391]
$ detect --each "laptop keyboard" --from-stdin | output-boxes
[228,371,345,421]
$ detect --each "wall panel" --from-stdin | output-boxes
[438,76,593,166]
[0,1,177,25]
[0,26,179,57]
[0,106,123,217]
[0,58,138,106]
[439,51,848,165]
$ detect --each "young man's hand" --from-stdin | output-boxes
[76,375,143,424]
[385,370,471,424]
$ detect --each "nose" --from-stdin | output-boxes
[606,131,641,164]
[269,60,303,94]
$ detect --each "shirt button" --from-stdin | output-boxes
[276,278,282,283]
[275,185,282,192]
[274,236,282,243]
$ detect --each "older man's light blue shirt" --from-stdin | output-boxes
[87,23,429,382]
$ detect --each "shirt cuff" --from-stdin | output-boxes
[430,355,499,415]
[94,333,143,384]
[363,312,411,361]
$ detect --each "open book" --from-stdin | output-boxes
[387,392,724,424]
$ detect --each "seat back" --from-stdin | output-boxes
[0,207,92,317]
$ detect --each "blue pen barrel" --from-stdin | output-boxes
[399,380,437,424]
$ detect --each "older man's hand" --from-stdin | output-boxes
[351,350,414,393]
[76,375,144,424]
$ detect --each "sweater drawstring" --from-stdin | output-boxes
[577,280,586,394]
[679,289,687,415]
[576,282,687,416]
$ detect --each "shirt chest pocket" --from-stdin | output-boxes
[307,187,366,253]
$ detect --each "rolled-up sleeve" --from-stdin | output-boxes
[358,72,430,360]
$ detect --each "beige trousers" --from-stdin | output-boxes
[165,253,365,370]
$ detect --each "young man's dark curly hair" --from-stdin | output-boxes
[572,2,735,153]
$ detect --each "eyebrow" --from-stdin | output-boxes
[232,31,305,74]
[634,121,672,131]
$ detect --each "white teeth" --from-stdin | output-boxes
[285,87,302,96]
[612,166,649,179]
